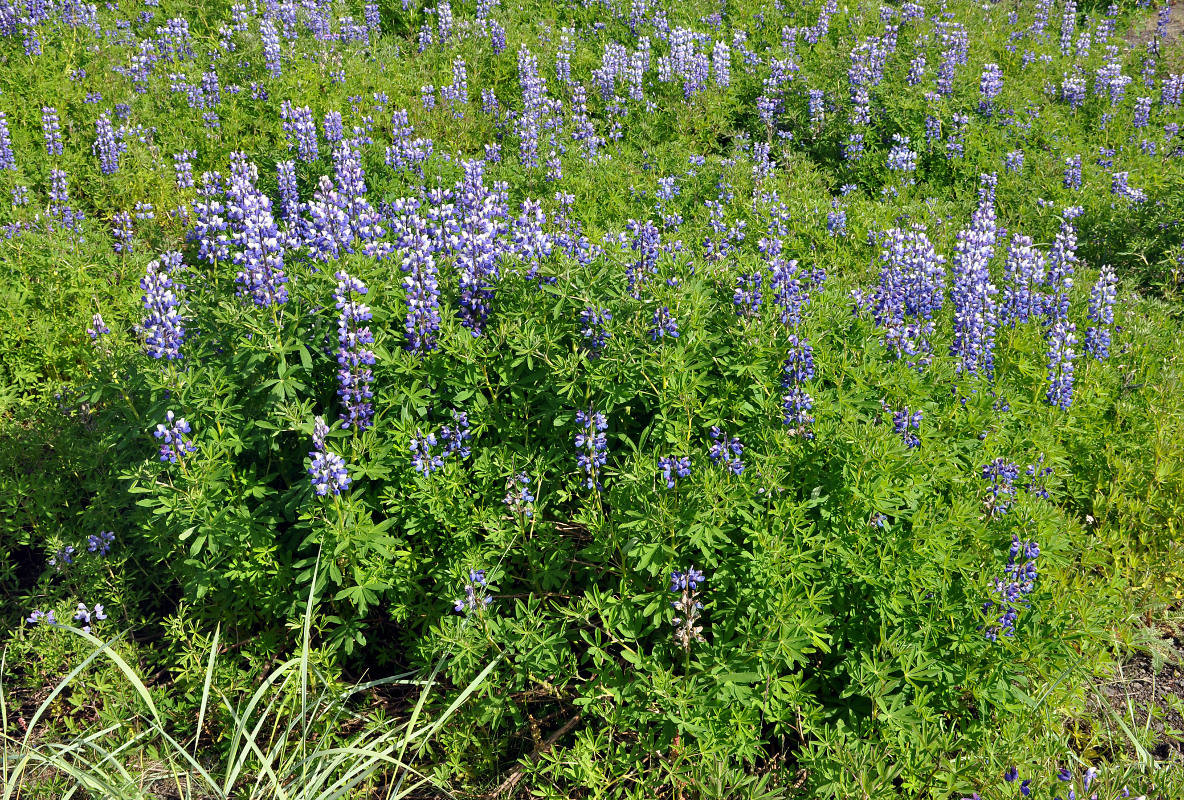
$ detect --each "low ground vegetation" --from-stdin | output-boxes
[2,0,1184,797]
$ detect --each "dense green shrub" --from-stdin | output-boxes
[2,0,1184,797]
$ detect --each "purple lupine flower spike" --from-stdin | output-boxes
[658,456,691,489]
[141,252,186,360]
[334,270,376,430]
[154,411,195,463]
[982,534,1039,641]
[308,416,351,496]
[574,410,608,490]
[670,565,707,651]
[1084,265,1117,360]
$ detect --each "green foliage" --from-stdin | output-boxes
[1,563,499,799]
[1,0,1184,797]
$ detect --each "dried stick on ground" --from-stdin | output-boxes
[491,714,582,798]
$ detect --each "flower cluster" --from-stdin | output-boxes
[1045,318,1077,412]
[407,408,471,476]
[658,456,691,489]
[503,473,534,517]
[1002,766,1031,796]
[981,458,1020,516]
[733,272,763,318]
[950,176,1000,381]
[624,218,661,297]
[439,410,472,459]
[334,271,376,430]
[935,22,969,96]
[141,251,186,360]
[1111,171,1147,203]
[280,102,318,161]
[308,416,351,496]
[276,160,298,222]
[886,404,922,448]
[708,426,744,475]
[1063,154,1082,189]
[1001,235,1045,326]
[978,62,1002,114]
[768,256,806,327]
[1054,765,1112,800]
[1084,265,1117,360]
[981,535,1039,641]
[649,306,679,341]
[782,334,815,437]
[1025,456,1054,499]
[1044,210,1080,409]
[87,313,110,340]
[780,334,814,391]
[579,306,611,356]
[111,211,134,253]
[0,112,14,171]
[826,201,847,237]
[454,569,492,614]
[94,112,126,175]
[50,529,115,570]
[41,106,63,155]
[389,200,441,353]
[49,546,76,569]
[886,135,917,175]
[227,155,289,308]
[154,411,195,464]
[451,161,509,337]
[27,609,60,627]
[574,410,608,489]
[73,602,108,634]
[191,172,230,263]
[88,530,115,556]
[670,566,706,652]
[48,169,83,229]
[261,18,282,76]
[865,227,947,368]
[410,430,444,476]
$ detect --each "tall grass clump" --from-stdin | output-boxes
[3,563,499,799]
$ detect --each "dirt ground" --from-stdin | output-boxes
[1127,0,1184,68]
[1095,647,1184,760]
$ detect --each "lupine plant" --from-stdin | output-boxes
[2,0,1184,798]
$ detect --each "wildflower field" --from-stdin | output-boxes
[2,0,1184,796]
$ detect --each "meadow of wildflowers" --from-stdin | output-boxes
[1,0,1184,797]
